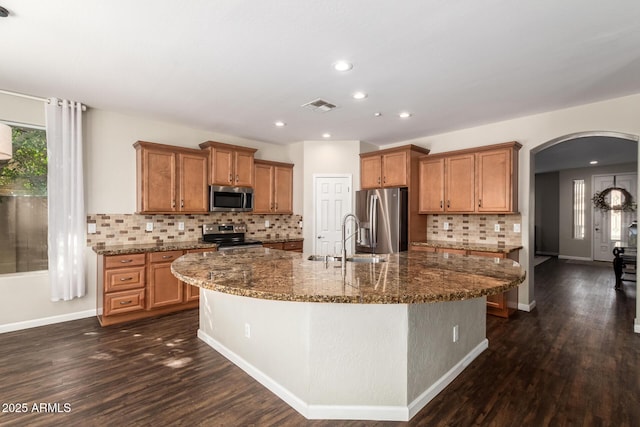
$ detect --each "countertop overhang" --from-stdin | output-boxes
[171,247,526,304]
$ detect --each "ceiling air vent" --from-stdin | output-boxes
[301,98,338,112]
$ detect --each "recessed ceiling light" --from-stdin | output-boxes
[333,60,353,72]
[274,121,286,127]
[590,160,598,165]
[399,112,412,118]
[352,91,368,100]
[0,6,9,17]
[322,133,331,138]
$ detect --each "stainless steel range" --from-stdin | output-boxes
[202,223,262,251]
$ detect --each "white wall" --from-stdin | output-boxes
[384,92,640,322]
[0,96,299,330]
[558,163,637,259]
[301,140,362,253]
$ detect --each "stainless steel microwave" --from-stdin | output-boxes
[209,185,254,212]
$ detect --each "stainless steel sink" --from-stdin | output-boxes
[307,255,340,262]
[346,255,387,263]
[307,254,387,264]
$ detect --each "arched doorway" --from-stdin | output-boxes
[530,131,639,332]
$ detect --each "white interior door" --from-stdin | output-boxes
[314,176,352,255]
[593,174,637,261]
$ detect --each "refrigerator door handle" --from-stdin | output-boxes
[370,195,378,249]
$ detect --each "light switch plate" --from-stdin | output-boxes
[87,223,96,234]
[265,220,270,228]
[443,222,449,230]
[513,223,521,233]
[494,224,501,232]
[178,222,184,231]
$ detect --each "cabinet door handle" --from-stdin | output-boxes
[162,255,174,259]
[120,277,133,281]
[383,176,386,184]
[377,177,381,184]
[181,200,184,208]
[119,300,132,305]
[275,203,278,211]
[236,175,239,182]
[440,200,443,209]
[478,199,482,208]
[229,174,233,182]
[120,259,133,264]
[172,200,176,208]
[447,200,450,208]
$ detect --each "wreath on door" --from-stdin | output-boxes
[592,187,636,212]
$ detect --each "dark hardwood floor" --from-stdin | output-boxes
[0,258,638,426]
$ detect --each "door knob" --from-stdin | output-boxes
[317,235,324,239]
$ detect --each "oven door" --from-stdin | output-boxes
[209,186,253,212]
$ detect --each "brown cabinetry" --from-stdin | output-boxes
[98,247,216,326]
[199,141,257,187]
[263,240,303,252]
[418,141,520,214]
[360,146,429,189]
[134,141,208,214]
[360,145,431,245]
[254,160,294,214]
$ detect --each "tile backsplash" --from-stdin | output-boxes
[426,214,522,247]
[86,212,303,247]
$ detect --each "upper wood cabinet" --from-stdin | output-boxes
[253,159,294,214]
[418,141,521,214]
[360,145,430,189]
[199,141,257,187]
[134,141,208,214]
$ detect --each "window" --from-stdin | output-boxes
[572,179,585,240]
[610,189,622,241]
[0,124,48,274]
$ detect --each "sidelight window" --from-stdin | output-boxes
[572,179,585,240]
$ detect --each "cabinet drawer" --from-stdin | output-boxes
[283,241,303,251]
[148,250,184,263]
[411,245,437,253]
[263,242,284,250]
[104,289,145,316]
[439,248,467,255]
[105,267,145,292]
[104,253,146,269]
[469,250,506,259]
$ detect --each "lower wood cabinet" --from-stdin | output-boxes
[411,245,519,318]
[262,240,303,252]
[98,247,216,326]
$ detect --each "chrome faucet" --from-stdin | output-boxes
[341,213,361,270]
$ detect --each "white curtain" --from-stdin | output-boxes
[46,98,86,301]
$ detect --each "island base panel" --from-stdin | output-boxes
[198,290,488,421]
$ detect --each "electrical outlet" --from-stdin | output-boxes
[443,222,449,230]
[145,222,153,232]
[244,323,251,338]
[265,220,270,228]
[513,223,521,233]
[87,223,97,234]
[299,221,303,229]
[178,222,185,231]
[494,224,501,232]
[452,325,459,343]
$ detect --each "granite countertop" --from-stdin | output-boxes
[171,247,526,304]
[411,241,523,254]
[260,237,304,244]
[92,241,218,255]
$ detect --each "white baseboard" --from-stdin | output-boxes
[558,255,592,261]
[0,309,96,334]
[406,339,488,420]
[198,329,488,421]
[518,300,537,312]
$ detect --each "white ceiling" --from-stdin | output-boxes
[1,1,640,146]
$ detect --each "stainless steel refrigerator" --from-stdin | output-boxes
[355,187,408,254]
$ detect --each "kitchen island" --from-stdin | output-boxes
[171,247,525,421]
